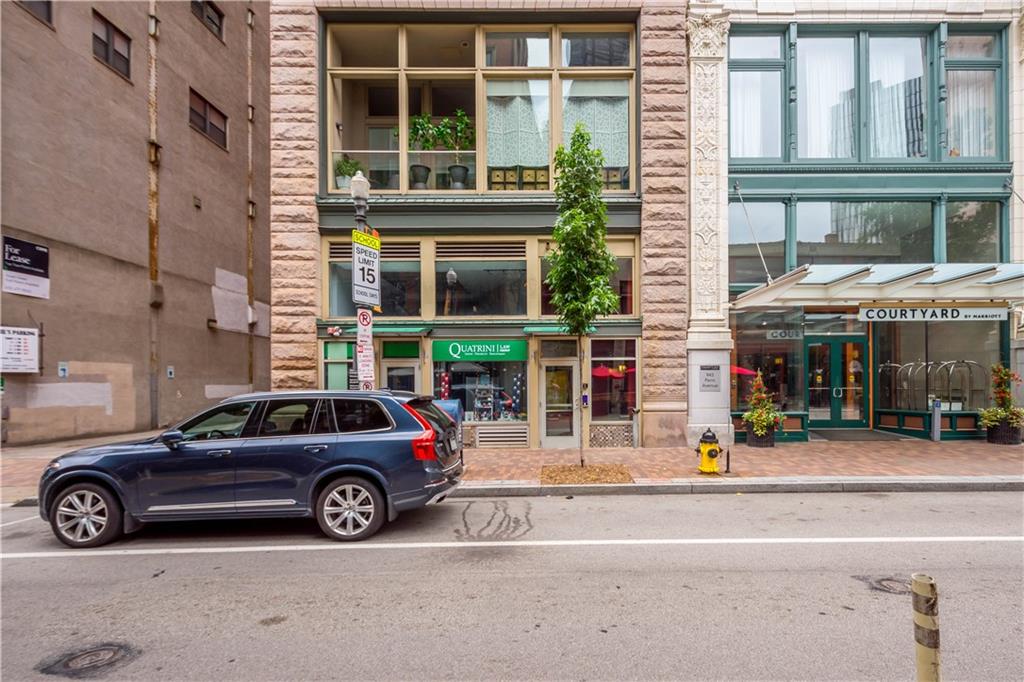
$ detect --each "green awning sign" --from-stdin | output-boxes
[432,339,527,362]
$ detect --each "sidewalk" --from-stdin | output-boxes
[2,431,1022,504]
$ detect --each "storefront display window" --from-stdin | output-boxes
[731,310,805,412]
[796,201,932,265]
[876,320,999,412]
[432,340,527,422]
[946,201,999,262]
[329,261,420,317]
[590,339,636,421]
[435,260,526,316]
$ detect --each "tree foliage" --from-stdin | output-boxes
[544,123,618,338]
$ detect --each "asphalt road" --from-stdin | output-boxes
[2,492,1022,681]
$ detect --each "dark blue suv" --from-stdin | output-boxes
[38,391,464,548]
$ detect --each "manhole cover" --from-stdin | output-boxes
[852,575,912,595]
[38,643,138,678]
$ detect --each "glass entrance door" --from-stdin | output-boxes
[541,361,580,448]
[806,336,868,428]
[382,360,420,393]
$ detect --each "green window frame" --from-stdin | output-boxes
[727,23,1008,166]
[727,195,1009,291]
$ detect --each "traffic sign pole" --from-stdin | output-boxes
[351,172,378,391]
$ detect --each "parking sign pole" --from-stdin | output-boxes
[350,172,378,391]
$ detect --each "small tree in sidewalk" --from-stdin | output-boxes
[545,123,619,467]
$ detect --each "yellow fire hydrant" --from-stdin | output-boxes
[695,428,721,475]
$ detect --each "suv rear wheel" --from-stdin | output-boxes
[49,483,123,548]
[315,477,385,541]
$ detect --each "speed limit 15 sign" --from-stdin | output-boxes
[351,229,381,307]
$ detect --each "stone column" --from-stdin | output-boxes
[639,1,690,447]
[684,5,734,446]
[269,2,320,389]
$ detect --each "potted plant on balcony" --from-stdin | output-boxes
[436,108,475,190]
[741,369,783,448]
[978,364,1024,445]
[408,114,439,189]
[333,155,363,190]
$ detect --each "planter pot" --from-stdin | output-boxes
[986,420,1023,445]
[448,164,469,190]
[410,164,431,190]
[335,175,352,190]
[745,424,776,448]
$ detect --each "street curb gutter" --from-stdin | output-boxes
[450,476,1024,498]
[8,477,1022,507]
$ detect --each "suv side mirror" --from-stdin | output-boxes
[160,429,184,449]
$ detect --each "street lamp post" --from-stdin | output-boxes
[444,266,457,316]
[351,171,373,390]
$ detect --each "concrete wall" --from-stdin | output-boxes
[1,1,271,444]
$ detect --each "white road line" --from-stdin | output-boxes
[0,516,41,529]
[2,535,1021,560]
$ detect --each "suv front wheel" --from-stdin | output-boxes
[49,483,123,548]
[315,477,385,541]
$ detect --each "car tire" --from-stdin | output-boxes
[315,477,386,542]
[49,482,123,548]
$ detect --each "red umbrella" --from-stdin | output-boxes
[731,365,757,376]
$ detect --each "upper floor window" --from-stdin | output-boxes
[728,25,1005,163]
[325,23,635,195]
[189,89,227,148]
[191,1,224,40]
[93,12,130,79]
[17,1,51,24]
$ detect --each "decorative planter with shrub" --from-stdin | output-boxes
[333,155,363,190]
[408,114,438,189]
[741,369,783,448]
[436,108,475,190]
[978,364,1023,445]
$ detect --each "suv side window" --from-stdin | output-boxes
[259,399,318,436]
[179,401,256,441]
[333,399,392,433]
[311,400,335,434]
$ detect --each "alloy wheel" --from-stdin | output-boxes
[322,484,375,537]
[55,490,108,543]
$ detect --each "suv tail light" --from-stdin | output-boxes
[403,403,438,461]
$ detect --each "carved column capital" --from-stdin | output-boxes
[686,11,730,61]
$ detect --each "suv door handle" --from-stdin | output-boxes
[208,450,231,457]
[304,445,329,453]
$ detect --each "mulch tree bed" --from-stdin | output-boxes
[539,464,634,485]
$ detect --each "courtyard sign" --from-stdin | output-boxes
[858,306,1008,322]
[432,340,528,362]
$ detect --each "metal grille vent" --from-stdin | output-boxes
[435,242,527,259]
[328,243,421,260]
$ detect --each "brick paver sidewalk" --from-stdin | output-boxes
[462,440,1024,484]
[3,431,1021,503]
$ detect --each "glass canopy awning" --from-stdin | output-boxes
[732,263,1024,309]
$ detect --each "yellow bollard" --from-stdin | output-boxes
[912,573,941,682]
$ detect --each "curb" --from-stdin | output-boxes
[8,476,1022,507]
[450,476,1024,498]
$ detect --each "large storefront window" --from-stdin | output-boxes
[590,339,636,421]
[432,340,527,422]
[329,261,420,317]
[946,201,999,262]
[435,260,526,316]
[730,310,805,412]
[729,202,785,283]
[876,321,999,411]
[796,202,932,265]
